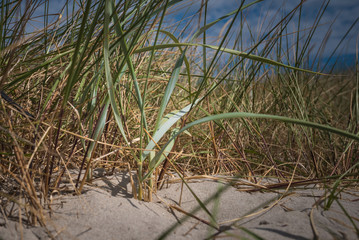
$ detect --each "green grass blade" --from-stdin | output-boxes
[148,127,178,170]
[62,0,93,106]
[154,47,188,131]
[104,0,129,144]
[145,112,359,180]
[143,99,200,160]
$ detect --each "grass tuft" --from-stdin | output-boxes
[0,0,358,232]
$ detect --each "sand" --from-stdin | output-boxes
[1,170,358,240]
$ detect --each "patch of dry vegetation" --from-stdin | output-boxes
[0,0,358,229]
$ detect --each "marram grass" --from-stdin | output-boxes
[0,0,358,233]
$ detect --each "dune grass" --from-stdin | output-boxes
[0,0,358,233]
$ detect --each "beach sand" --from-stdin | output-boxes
[1,170,358,239]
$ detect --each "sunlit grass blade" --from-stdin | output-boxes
[145,112,359,180]
[143,100,200,160]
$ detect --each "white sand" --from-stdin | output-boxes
[1,171,358,239]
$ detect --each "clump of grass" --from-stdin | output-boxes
[0,0,358,230]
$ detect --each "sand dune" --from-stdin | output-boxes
[1,171,358,239]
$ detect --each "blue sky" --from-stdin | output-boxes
[166,0,359,71]
[26,0,358,71]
